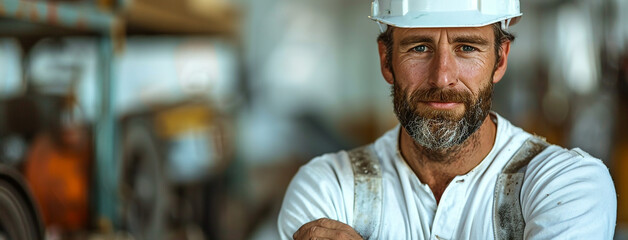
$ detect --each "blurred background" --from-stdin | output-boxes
[0,0,626,239]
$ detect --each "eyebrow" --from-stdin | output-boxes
[399,36,434,48]
[451,35,490,45]
[398,34,490,48]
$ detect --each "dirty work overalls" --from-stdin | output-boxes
[348,137,549,240]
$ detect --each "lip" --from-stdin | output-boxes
[422,101,462,109]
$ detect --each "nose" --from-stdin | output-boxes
[429,47,458,88]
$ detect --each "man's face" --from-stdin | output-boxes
[380,26,509,150]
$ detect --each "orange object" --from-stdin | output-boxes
[23,127,90,232]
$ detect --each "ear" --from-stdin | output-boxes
[378,40,395,85]
[492,40,511,84]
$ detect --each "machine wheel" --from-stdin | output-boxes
[0,165,44,240]
[120,120,169,240]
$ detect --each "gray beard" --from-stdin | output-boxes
[392,83,492,151]
[402,105,484,150]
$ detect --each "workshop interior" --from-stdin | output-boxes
[0,0,627,239]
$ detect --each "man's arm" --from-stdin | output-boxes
[292,218,363,240]
[522,148,617,239]
[277,154,357,240]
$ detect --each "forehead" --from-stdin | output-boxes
[392,25,494,43]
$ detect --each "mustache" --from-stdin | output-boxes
[408,87,473,104]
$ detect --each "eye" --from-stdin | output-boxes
[412,45,429,52]
[460,45,477,52]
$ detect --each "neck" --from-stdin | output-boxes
[399,114,497,203]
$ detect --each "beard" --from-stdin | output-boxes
[392,81,493,151]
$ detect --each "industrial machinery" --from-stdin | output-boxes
[0,165,44,240]
[0,0,239,239]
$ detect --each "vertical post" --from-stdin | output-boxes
[96,33,118,227]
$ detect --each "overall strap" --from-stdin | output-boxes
[348,144,382,240]
[493,136,550,240]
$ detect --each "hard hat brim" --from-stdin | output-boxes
[370,11,522,28]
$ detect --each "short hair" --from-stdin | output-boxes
[377,22,516,71]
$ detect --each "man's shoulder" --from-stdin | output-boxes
[288,147,361,199]
[497,114,615,204]
[522,143,615,208]
[519,144,616,238]
[300,150,352,177]
[528,144,609,178]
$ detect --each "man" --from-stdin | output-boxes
[278,0,617,239]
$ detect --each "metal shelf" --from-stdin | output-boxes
[0,0,118,33]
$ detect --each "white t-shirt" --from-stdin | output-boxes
[278,113,617,239]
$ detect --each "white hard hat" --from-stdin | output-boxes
[369,0,522,31]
